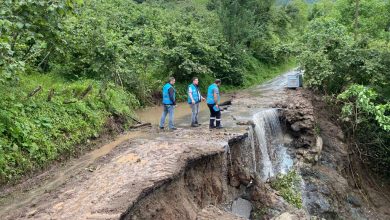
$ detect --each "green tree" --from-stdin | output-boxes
[336,0,389,39]
[299,0,390,176]
[0,0,82,81]
[217,0,273,47]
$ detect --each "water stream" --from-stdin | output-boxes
[251,109,293,181]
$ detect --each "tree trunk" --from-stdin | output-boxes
[47,89,55,101]
[80,85,93,100]
[354,0,360,40]
[28,86,42,98]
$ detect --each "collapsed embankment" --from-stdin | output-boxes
[121,136,247,220]
[122,110,301,219]
[0,122,251,219]
[125,88,390,220]
[278,89,390,220]
[2,73,389,220]
[121,129,297,220]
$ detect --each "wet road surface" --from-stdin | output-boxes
[0,70,297,219]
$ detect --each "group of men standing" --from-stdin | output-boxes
[159,77,223,131]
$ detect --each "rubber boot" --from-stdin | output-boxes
[216,120,223,129]
[209,119,215,129]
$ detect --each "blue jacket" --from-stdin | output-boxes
[187,83,201,104]
[162,83,175,105]
[206,83,220,105]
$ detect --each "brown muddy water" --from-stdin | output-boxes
[137,97,228,128]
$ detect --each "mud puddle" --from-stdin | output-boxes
[137,97,228,127]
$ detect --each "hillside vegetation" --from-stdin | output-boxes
[297,0,390,176]
[0,0,302,184]
[1,0,388,185]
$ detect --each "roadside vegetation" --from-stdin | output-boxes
[0,0,305,184]
[270,170,303,209]
[296,0,390,177]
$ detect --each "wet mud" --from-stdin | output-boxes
[2,69,388,220]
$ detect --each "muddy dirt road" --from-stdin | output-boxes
[0,70,291,219]
[2,69,389,220]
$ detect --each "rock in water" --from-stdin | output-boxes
[232,198,252,219]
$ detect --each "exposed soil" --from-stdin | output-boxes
[1,71,389,220]
[122,137,246,220]
[278,88,390,220]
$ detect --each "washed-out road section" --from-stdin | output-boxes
[0,71,293,219]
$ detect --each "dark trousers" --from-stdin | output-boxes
[207,104,221,128]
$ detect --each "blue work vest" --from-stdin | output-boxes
[187,84,201,104]
[162,83,175,105]
[206,83,220,104]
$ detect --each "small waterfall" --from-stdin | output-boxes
[252,109,292,181]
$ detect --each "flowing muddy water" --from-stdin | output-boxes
[227,69,298,181]
[137,97,227,127]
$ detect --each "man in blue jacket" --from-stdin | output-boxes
[188,77,205,127]
[206,79,222,129]
[160,77,177,130]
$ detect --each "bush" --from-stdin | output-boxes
[0,74,138,184]
[271,170,302,208]
[0,0,299,184]
[49,0,246,104]
[298,18,353,93]
[337,85,390,175]
[298,0,390,177]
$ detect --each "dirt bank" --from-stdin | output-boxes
[277,88,390,220]
[122,136,248,220]
[122,82,390,220]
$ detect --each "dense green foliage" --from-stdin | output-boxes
[0,0,303,183]
[271,170,302,208]
[1,0,387,184]
[297,0,390,176]
[0,77,138,182]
